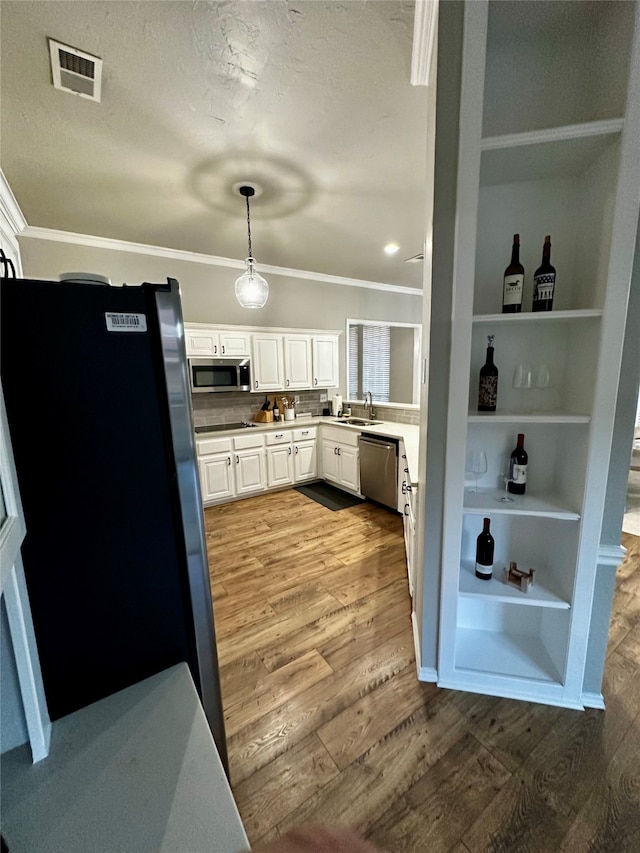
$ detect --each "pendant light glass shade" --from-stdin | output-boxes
[235,184,269,308]
[235,257,269,309]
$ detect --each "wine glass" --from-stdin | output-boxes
[512,363,533,413]
[533,363,552,412]
[465,449,488,493]
[495,452,515,502]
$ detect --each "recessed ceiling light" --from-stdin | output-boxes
[384,243,400,255]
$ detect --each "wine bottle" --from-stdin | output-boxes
[475,517,494,580]
[502,233,525,313]
[477,335,498,412]
[532,235,556,312]
[508,433,528,495]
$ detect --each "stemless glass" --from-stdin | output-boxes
[465,449,488,493]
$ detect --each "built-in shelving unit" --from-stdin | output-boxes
[436,0,640,709]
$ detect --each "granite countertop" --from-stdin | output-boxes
[195,417,420,485]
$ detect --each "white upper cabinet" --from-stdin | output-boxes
[312,335,339,389]
[252,333,285,391]
[219,331,251,357]
[283,335,313,390]
[184,327,251,357]
[185,329,220,357]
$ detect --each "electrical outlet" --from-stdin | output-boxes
[320,393,328,402]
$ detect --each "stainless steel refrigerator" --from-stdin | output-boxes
[0,277,227,770]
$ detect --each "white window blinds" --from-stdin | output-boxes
[348,323,391,402]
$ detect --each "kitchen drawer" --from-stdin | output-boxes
[293,426,317,442]
[233,433,266,450]
[266,431,292,446]
[322,426,360,447]
[197,437,232,456]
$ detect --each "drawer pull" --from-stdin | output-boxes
[404,503,410,516]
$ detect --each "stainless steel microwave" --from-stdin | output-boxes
[188,358,251,393]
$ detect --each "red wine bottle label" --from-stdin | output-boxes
[503,274,523,305]
[533,273,555,304]
[511,463,527,485]
[478,376,498,409]
[475,561,493,577]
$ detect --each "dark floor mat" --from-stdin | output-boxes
[294,481,364,511]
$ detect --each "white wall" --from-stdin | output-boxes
[18,237,421,328]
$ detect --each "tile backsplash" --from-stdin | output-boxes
[191,390,327,426]
[190,392,419,427]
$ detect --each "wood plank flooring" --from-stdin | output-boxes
[204,491,640,851]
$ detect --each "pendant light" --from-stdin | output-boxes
[234,185,269,309]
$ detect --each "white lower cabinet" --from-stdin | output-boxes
[197,434,266,504]
[197,437,235,502]
[321,427,360,493]
[293,427,318,482]
[398,442,416,598]
[266,432,294,488]
[233,433,267,495]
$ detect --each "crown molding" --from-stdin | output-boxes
[411,0,439,87]
[0,171,28,235]
[20,226,423,297]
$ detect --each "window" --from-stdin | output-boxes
[346,320,421,406]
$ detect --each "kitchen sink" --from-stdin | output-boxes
[332,417,383,426]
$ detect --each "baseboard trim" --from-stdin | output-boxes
[412,610,437,682]
[581,690,606,710]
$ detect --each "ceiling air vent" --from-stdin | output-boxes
[48,38,102,102]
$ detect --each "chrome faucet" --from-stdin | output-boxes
[364,390,375,419]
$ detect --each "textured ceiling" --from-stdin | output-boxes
[0,0,428,287]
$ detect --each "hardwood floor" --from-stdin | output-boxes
[204,490,640,852]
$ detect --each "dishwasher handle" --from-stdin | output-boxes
[359,436,397,452]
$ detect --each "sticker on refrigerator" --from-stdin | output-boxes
[105,312,147,332]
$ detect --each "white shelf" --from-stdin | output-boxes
[472,309,602,324]
[479,119,623,186]
[468,412,590,425]
[459,560,570,609]
[463,488,580,520]
[455,627,563,684]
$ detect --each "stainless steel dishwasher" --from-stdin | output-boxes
[358,433,399,510]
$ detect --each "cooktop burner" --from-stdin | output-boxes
[195,422,256,434]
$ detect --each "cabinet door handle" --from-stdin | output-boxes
[337,447,341,456]
[302,430,309,435]
[227,457,231,466]
[214,345,218,354]
[236,455,239,464]
[295,446,299,454]
[286,379,290,387]
[334,447,338,455]
[402,454,406,459]
[222,345,225,354]
[402,481,407,494]
[406,484,412,492]
[314,378,318,386]
[404,467,409,474]
[404,503,410,516]
[255,380,258,388]
[288,447,292,455]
